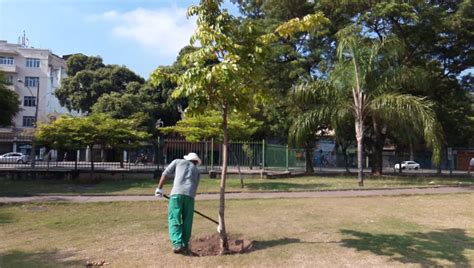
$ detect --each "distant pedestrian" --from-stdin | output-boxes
[154,152,201,254]
[63,152,67,161]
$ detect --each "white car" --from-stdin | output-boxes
[394,161,420,170]
[0,152,29,164]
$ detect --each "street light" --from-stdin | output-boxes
[156,118,164,169]
[18,78,40,168]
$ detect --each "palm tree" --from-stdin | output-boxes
[290,26,443,186]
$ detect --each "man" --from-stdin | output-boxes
[155,152,201,254]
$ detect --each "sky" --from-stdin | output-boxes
[0,0,239,78]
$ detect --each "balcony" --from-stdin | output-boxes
[0,64,17,73]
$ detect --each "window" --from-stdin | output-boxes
[0,56,14,65]
[6,75,13,84]
[22,116,36,127]
[24,96,36,107]
[26,58,40,68]
[25,76,39,87]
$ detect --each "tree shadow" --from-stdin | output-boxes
[251,237,302,251]
[250,237,340,252]
[245,182,329,191]
[0,211,14,224]
[340,228,474,267]
[0,249,85,268]
[0,213,13,225]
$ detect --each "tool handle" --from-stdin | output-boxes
[162,194,219,225]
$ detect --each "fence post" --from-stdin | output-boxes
[262,139,265,170]
[204,139,208,172]
[286,144,289,170]
[210,138,214,171]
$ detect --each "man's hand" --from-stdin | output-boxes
[155,187,164,197]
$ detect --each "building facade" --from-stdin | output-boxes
[0,40,67,155]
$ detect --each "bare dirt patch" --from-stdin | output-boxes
[189,233,253,256]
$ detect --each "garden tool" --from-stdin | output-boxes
[163,194,219,225]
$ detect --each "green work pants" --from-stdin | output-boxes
[168,194,195,248]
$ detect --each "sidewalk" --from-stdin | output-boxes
[1,186,473,203]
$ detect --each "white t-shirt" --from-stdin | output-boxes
[162,159,201,198]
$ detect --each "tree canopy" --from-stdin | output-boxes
[55,54,145,113]
[159,110,261,142]
[35,114,149,150]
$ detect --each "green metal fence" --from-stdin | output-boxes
[163,139,306,171]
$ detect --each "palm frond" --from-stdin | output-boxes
[330,104,354,132]
[289,109,328,145]
[290,79,334,105]
[369,93,444,164]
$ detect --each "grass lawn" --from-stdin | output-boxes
[0,193,473,267]
[0,175,472,196]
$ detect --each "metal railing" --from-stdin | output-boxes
[0,138,307,172]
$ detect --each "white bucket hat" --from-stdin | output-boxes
[184,152,201,165]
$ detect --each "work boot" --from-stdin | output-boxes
[173,247,184,254]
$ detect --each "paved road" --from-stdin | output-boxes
[1,186,472,204]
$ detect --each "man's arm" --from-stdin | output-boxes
[157,174,167,190]
[155,160,177,196]
[155,174,166,196]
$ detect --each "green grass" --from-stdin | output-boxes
[0,175,472,196]
[0,194,473,267]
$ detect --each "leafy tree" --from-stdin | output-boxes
[92,92,141,119]
[159,110,260,142]
[65,53,105,76]
[152,0,261,252]
[152,0,327,252]
[290,27,443,186]
[90,50,190,167]
[354,1,474,154]
[0,72,20,127]
[338,28,444,183]
[36,114,149,170]
[55,54,144,113]
[231,0,355,143]
[92,79,183,166]
[160,110,260,188]
[237,0,473,165]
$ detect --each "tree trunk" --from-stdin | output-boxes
[409,142,414,161]
[371,120,385,176]
[352,56,364,186]
[89,146,95,171]
[305,145,314,173]
[152,140,160,167]
[436,147,445,175]
[89,145,95,182]
[342,145,350,174]
[354,87,365,186]
[355,119,364,186]
[218,105,229,254]
[119,149,124,168]
[74,149,78,171]
[231,148,244,188]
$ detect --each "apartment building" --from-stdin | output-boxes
[0,40,67,154]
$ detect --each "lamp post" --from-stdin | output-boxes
[18,78,39,168]
[155,118,164,169]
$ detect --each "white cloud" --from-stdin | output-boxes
[94,7,196,57]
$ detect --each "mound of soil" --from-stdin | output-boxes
[189,233,253,256]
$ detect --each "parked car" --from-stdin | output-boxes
[394,161,420,170]
[0,152,29,164]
